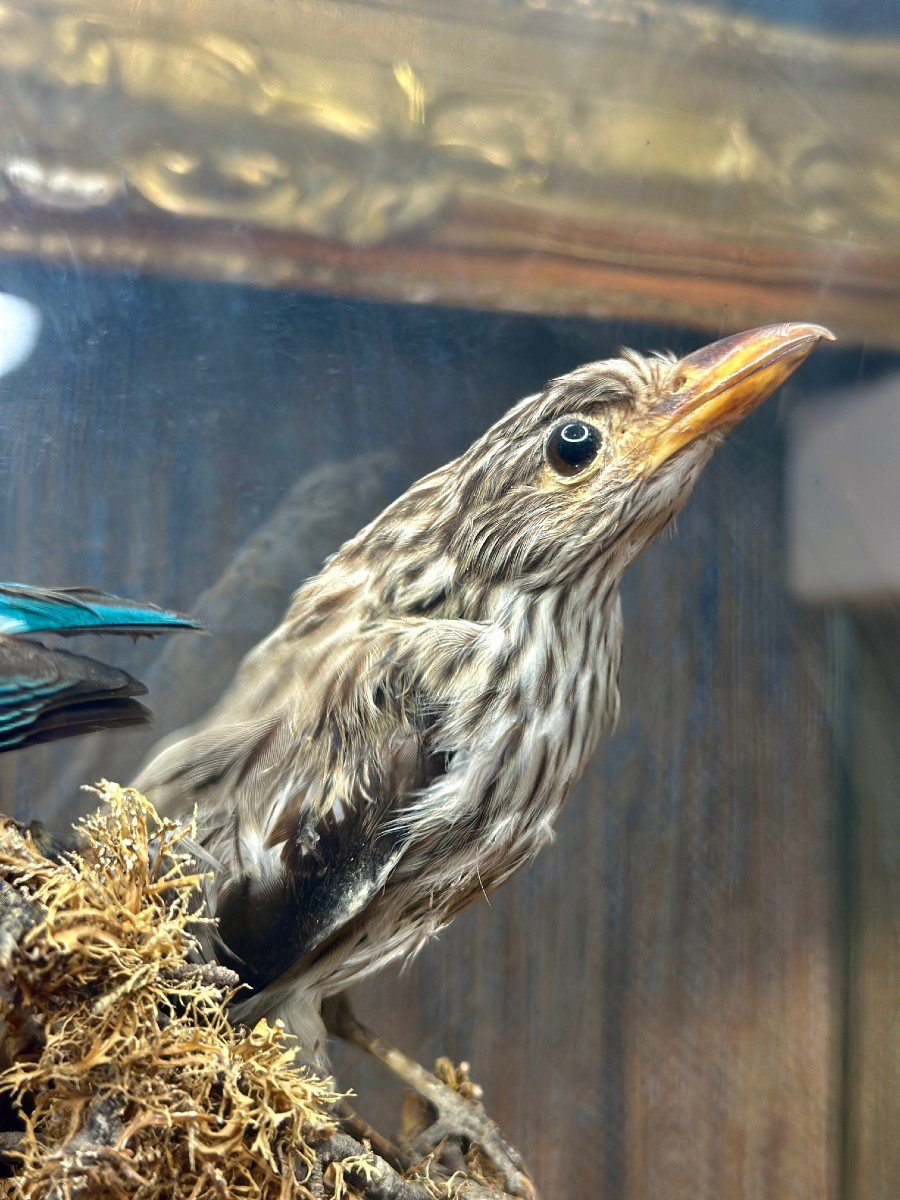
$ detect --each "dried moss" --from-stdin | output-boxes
[0,786,528,1200]
[0,782,340,1200]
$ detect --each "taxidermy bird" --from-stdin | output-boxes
[135,323,832,1190]
[0,584,200,751]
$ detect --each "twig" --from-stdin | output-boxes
[336,1098,412,1174]
[317,1129,527,1200]
[0,1130,23,1155]
[318,1131,433,1200]
[162,961,242,992]
[62,1094,126,1153]
[0,875,43,967]
[325,997,536,1199]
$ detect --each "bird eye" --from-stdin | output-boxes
[545,421,602,477]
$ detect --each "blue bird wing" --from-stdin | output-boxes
[0,583,201,637]
[0,636,150,751]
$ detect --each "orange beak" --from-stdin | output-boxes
[642,323,835,472]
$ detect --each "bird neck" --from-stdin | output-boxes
[487,574,623,738]
[390,572,624,896]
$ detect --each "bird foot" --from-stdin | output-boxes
[401,1062,535,1198]
[323,995,538,1198]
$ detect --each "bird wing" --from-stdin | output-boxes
[177,699,444,993]
[136,617,484,995]
[0,583,201,637]
[0,636,150,751]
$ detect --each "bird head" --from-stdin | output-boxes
[356,322,833,617]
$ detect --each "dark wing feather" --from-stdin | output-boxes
[214,809,403,990]
[0,636,150,751]
[213,717,445,993]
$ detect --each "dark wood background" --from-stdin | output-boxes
[0,260,895,1200]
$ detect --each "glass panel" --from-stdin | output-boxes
[0,2,896,1197]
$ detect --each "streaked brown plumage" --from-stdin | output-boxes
[134,323,832,1066]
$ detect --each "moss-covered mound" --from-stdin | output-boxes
[0,784,528,1200]
[0,782,339,1199]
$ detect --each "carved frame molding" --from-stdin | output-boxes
[0,0,898,343]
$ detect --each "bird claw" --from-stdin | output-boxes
[324,997,538,1197]
[405,1083,536,1198]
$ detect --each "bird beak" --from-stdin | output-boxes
[642,323,835,472]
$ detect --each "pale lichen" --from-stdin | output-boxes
[0,782,341,1200]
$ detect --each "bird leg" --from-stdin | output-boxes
[333,1097,411,1175]
[323,995,537,1199]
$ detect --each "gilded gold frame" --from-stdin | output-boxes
[1,0,898,344]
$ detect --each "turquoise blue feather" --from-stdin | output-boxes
[0,582,200,751]
[0,584,201,637]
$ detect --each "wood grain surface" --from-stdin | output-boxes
[0,262,892,1199]
[840,615,900,1200]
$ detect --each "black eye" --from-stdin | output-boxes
[545,420,602,476]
